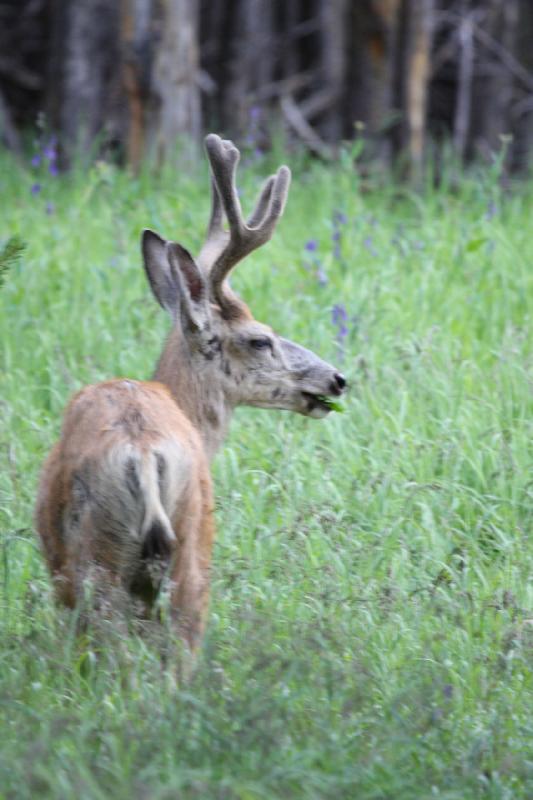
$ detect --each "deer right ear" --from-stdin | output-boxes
[165,242,209,331]
[142,229,209,330]
[142,229,181,316]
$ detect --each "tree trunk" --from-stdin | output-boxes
[317,0,348,142]
[120,0,154,171]
[512,0,533,170]
[404,0,434,178]
[453,7,475,161]
[47,0,122,163]
[470,0,519,160]
[150,0,201,164]
[348,0,402,162]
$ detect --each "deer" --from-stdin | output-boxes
[35,134,346,653]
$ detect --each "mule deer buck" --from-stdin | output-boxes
[35,134,346,651]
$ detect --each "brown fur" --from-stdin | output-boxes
[35,379,214,650]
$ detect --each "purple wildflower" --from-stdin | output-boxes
[332,227,341,259]
[302,239,327,285]
[43,137,58,163]
[333,210,348,226]
[245,105,262,152]
[443,684,453,700]
[31,183,42,195]
[46,202,55,215]
[332,304,348,336]
[332,303,349,358]
[485,202,498,220]
[49,162,59,177]
[316,266,328,286]
[31,154,41,168]
[363,236,378,257]
[331,211,347,260]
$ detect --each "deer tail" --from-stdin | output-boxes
[136,451,176,560]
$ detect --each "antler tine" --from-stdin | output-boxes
[206,172,224,238]
[246,175,275,228]
[203,134,292,318]
[204,134,244,238]
[255,165,291,234]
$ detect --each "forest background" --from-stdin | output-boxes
[1,0,532,174]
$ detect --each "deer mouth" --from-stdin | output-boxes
[302,392,338,418]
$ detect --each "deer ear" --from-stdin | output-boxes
[142,229,180,315]
[165,242,209,330]
[142,230,209,330]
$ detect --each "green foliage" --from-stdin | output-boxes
[0,235,26,289]
[0,148,532,799]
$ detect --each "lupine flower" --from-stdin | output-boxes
[43,137,58,162]
[331,209,347,260]
[332,304,348,338]
[332,303,349,358]
[30,133,59,201]
[333,210,348,226]
[332,228,341,260]
[245,106,263,160]
[46,202,55,215]
[485,202,498,220]
[316,265,328,286]
[363,236,378,257]
[303,240,327,285]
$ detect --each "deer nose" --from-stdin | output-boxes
[330,372,346,395]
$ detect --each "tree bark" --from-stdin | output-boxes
[150,0,201,164]
[404,0,434,178]
[348,0,402,162]
[453,9,475,161]
[47,0,121,162]
[470,0,519,160]
[512,0,533,170]
[317,0,348,142]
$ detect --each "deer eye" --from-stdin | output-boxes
[249,337,272,351]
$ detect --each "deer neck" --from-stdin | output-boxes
[153,329,233,462]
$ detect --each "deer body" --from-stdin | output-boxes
[35,135,345,650]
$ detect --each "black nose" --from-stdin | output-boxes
[330,372,346,395]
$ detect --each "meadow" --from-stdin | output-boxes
[0,140,532,799]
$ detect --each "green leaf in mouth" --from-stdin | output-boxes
[316,395,344,413]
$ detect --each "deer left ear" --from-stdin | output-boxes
[165,241,210,331]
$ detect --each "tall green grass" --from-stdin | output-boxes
[0,144,532,799]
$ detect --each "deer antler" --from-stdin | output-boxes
[200,134,291,319]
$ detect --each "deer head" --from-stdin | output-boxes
[142,134,346,456]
